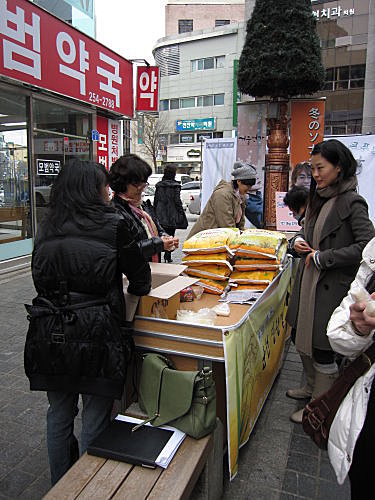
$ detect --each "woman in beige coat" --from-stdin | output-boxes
[188,161,257,238]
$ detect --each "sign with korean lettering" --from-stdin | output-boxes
[0,0,133,116]
[96,116,123,169]
[290,100,325,168]
[36,159,61,176]
[275,192,301,232]
[312,6,355,20]
[176,118,216,132]
[136,66,159,112]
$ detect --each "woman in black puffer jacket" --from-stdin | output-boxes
[109,155,179,263]
[24,160,151,486]
[154,165,187,262]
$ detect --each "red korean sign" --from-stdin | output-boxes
[0,0,133,117]
[290,100,325,167]
[136,66,159,112]
[96,116,122,170]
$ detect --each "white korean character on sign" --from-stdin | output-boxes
[139,70,158,108]
[320,8,330,18]
[56,32,89,95]
[97,53,122,108]
[349,8,355,15]
[330,6,342,17]
[312,10,319,18]
[0,0,41,79]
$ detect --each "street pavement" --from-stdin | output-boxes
[0,213,350,499]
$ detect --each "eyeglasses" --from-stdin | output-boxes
[130,181,149,189]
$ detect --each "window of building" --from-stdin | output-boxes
[191,56,225,72]
[196,95,213,107]
[213,131,224,138]
[170,98,180,110]
[215,20,230,27]
[180,133,194,144]
[178,19,193,34]
[197,132,213,141]
[154,45,180,77]
[180,97,196,109]
[169,134,179,144]
[159,100,169,111]
[322,64,366,92]
[214,94,225,105]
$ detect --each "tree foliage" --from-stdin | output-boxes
[137,114,169,170]
[237,0,325,98]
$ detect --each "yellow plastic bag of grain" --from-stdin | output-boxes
[233,257,281,271]
[228,228,287,261]
[183,228,239,255]
[196,278,227,295]
[182,253,233,270]
[185,265,231,281]
[231,283,269,291]
[229,270,276,284]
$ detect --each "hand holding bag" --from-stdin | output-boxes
[137,353,216,439]
[302,342,375,449]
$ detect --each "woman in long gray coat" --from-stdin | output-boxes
[286,139,375,423]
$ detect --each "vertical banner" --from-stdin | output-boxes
[136,66,159,112]
[97,116,123,169]
[326,134,375,225]
[201,138,237,210]
[223,262,292,480]
[237,102,268,193]
[290,99,325,167]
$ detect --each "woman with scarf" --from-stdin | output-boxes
[109,154,178,264]
[187,161,257,238]
[286,139,374,423]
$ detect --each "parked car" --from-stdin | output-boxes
[188,192,201,215]
[180,181,200,211]
[142,184,155,205]
[35,184,52,206]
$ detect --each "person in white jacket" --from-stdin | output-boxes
[326,236,375,498]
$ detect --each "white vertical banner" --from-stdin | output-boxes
[326,135,375,225]
[202,138,237,210]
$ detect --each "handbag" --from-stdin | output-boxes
[136,353,217,439]
[302,342,375,449]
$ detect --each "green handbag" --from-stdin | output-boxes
[137,353,217,439]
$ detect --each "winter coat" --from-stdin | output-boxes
[188,180,246,238]
[286,190,374,351]
[154,179,188,230]
[24,211,151,400]
[327,237,375,485]
[113,194,164,261]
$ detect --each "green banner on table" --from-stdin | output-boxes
[223,261,293,480]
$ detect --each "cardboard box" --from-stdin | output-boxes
[124,263,198,320]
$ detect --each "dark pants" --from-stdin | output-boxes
[348,377,375,499]
[163,227,175,262]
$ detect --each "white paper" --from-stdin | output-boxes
[115,414,186,468]
[219,290,263,304]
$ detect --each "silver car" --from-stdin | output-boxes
[180,181,200,211]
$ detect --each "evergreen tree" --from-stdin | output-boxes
[238,0,325,98]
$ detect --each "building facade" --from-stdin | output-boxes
[154,0,374,176]
[0,0,132,262]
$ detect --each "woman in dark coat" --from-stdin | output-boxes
[24,160,151,485]
[154,165,188,262]
[109,155,178,263]
[285,139,375,423]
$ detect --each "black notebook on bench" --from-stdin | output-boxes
[87,417,174,468]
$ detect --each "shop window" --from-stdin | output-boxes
[169,134,179,145]
[214,94,225,105]
[0,87,31,258]
[180,134,194,144]
[215,20,230,27]
[213,132,224,138]
[159,100,169,111]
[178,19,193,34]
[197,132,213,141]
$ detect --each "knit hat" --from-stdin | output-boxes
[231,161,257,181]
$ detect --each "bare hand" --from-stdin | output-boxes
[305,251,315,269]
[161,236,176,251]
[350,301,375,336]
[294,239,312,254]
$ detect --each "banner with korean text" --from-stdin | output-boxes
[0,0,133,116]
[96,116,123,170]
[290,100,325,168]
[223,260,292,480]
[201,138,237,210]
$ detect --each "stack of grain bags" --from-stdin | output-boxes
[228,229,288,291]
[181,228,238,294]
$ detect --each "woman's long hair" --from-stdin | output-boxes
[41,159,112,233]
[306,139,357,221]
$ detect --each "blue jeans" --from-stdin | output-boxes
[245,192,263,229]
[47,392,113,485]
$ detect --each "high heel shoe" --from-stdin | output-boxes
[164,257,173,263]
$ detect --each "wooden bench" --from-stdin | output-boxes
[43,433,213,500]
[0,206,29,243]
